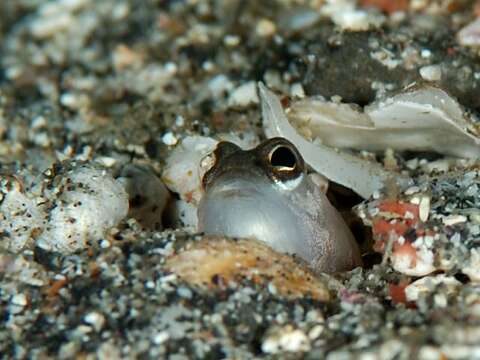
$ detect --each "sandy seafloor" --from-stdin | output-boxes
[2,1,480,359]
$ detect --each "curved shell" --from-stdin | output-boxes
[259,83,402,198]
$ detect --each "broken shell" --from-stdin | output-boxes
[162,136,218,206]
[162,134,260,208]
[259,83,404,198]
[287,85,480,159]
[162,133,260,229]
[165,236,331,301]
[161,136,218,229]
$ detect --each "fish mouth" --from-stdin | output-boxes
[210,176,269,194]
[204,167,266,191]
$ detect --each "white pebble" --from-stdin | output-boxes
[419,196,430,222]
[224,35,240,47]
[162,132,178,146]
[268,282,278,295]
[457,18,480,47]
[290,83,306,98]
[177,287,193,299]
[175,115,185,127]
[331,10,384,32]
[11,293,27,307]
[202,61,215,72]
[32,133,51,148]
[208,74,234,97]
[434,293,447,308]
[419,65,442,81]
[405,186,420,195]
[228,81,259,107]
[442,215,467,226]
[308,325,325,340]
[164,62,177,75]
[450,232,461,245]
[95,157,117,168]
[100,240,111,249]
[421,49,432,58]
[152,331,170,345]
[256,19,276,37]
[84,312,105,332]
[31,116,47,129]
[60,92,89,110]
[262,326,310,353]
[30,13,73,38]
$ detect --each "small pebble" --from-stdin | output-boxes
[84,312,105,332]
[153,331,170,345]
[162,132,178,146]
[419,196,430,222]
[228,82,259,107]
[177,286,193,299]
[308,325,325,340]
[262,325,310,353]
[442,215,467,226]
[290,83,306,98]
[457,18,480,47]
[224,35,240,47]
[11,293,27,307]
[419,65,442,81]
[256,19,276,37]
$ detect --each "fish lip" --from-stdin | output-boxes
[206,171,270,194]
[203,165,265,190]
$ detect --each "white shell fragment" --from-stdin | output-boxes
[162,133,260,229]
[0,165,129,254]
[259,83,401,198]
[287,85,480,159]
[162,136,218,206]
[37,165,129,253]
[161,136,217,229]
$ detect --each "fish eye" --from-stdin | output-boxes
[268,145,297,171]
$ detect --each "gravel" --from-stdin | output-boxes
[1,0,480,358]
